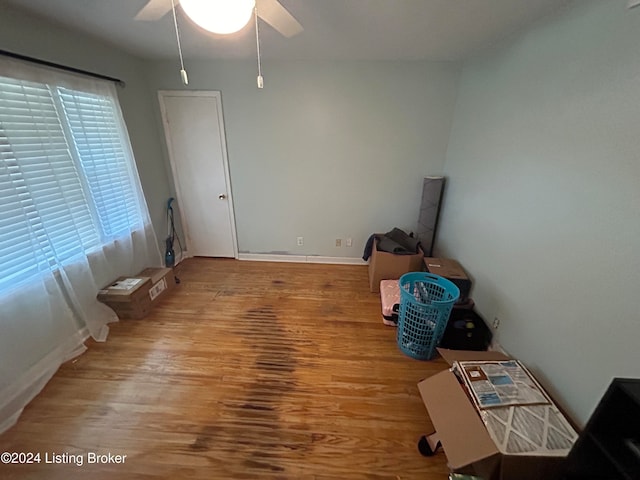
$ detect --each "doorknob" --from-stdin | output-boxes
[218,194,227,200]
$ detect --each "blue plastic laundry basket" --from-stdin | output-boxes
[397,272,460,360]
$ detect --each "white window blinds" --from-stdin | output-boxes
[58,87,142,239]
[0,60,145,291]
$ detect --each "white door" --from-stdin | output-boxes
[158,91,237,258]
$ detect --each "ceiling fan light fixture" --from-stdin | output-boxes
[180,0,256,35]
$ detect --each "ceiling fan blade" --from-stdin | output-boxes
[135,0,176,21]
[256,0,303,38]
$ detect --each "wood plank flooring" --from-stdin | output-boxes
[0,258,450,479]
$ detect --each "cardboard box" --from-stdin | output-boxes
[424,258,472,300]
[418,349,575,480]
[138,267,176,304]
[368,238,424,293]
[97,267,175,319]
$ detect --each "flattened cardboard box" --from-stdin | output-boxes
[97,267,175,319]
[418,348,573,480]
[368,238,424,293]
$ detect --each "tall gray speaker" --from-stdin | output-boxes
[417,176,445,256]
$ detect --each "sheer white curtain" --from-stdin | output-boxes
[0,57,161,433]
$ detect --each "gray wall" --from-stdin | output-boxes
[437,0,640,426]
[145,59,459,257]
[0,3,173,254]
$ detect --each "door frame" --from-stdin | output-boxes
[158,90,239,259]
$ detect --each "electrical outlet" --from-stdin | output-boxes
[492,316,500,329]
[335,238,342,247]
[346,237,352,247]
[297,236,304,246]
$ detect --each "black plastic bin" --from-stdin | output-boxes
[439,308,492,351]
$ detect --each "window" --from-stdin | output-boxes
[58,87,142,238]
[0,58,159,434]
[0,67,145,292]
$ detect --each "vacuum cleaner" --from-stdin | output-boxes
[165,197,183,284]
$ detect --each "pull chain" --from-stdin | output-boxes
[255,6,263,89]
[171,0,189,85]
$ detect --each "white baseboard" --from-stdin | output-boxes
[488,340,508,355]
[238,254,307,263]
[176,251,187,265]
[306,256,367,265]
[238,253,366,266]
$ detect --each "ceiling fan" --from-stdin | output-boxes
[135,0,303,38]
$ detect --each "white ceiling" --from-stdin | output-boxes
[4,0,574,62]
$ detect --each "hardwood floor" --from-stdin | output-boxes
[0,258,450,479]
